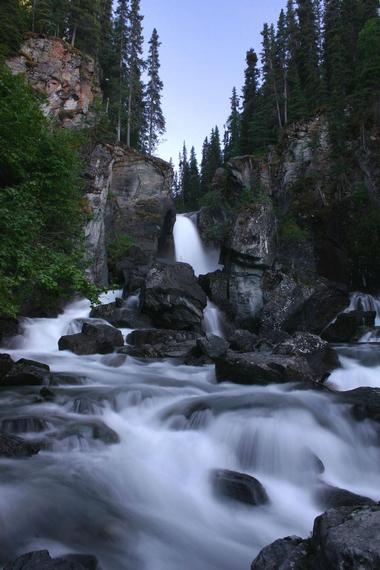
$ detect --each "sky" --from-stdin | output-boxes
[140,0,287,165]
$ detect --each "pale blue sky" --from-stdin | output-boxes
[141,0,287,164]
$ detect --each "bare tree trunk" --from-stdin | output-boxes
[269,56,283,129]
[71,24,77,47]
[284,69,288,126]
[127,88,132,147]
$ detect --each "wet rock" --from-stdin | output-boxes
[323,310,376,343]
[340,388,380,424]
[0,317,19,344]
[274,332,340,379]
[211,469,269,507]
[58,323,124,355]
[215,351,314,385]
[196,334,229,359]
[90,300,152,329]
[0,417,48,434]
[251,536,311,570]
[198,271,235,319]
[40,387,55,401]
[0,432,40,458]
[315,483,376,509]
[124,329,201,359]
[0,354,14,379]
[141,262,207,331]
[61,420,120,446]
[313,505,380,569]
[2,359,50,386]
[3,549,102,569]
[228,330,258,353]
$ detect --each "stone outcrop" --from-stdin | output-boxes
[141,262,207,332]
[85,145,174,287]
[58,322,124,355]
[7,35,101,129]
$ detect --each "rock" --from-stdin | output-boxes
[198,271,234,318]
[2,359,50,386]
[315,483,376,509]
[7,36,101,129]
[89,300,152,329]
[211,469,269,507]
[251,536,311,570]
[141,262,207,331]
[0,432,40,458]
[40,387,55,401]
[341,387,380,424]
[313,505,380,569]
[0,317,19,343]
[58,323,124,355]
[323,311,376,343]
[124,329,201,359]
[0,354,14,379]
[274,332,340,379]
[226,203,277,268]
[228,330,258,352]
[196,334,229,359]
[0,417,48,434]
[215,351,314,385]
[3,550,102,569]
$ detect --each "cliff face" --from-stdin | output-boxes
[85,145,174,287]
[7,35,101,128]
[7,35,175,291]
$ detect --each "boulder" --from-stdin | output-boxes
[313,505,380,569]
[251,536,311,570]
[211,469,269,507]
[58,323,124,355]
[0,432,40,458]
[141,262,207,331]
[274,332,340,379]
[2,359,50,387]
[0,354,14,379]
[198,271,234,317]
[215,351,314,385]
[196,334,229,359]
[228,330,258,353]
[3,550,102,569]
[124,329,201,359]
[315,483,376,509]
[323,311,376,343]
[340,387,380,424]
[0,317,19,343]
[90,299,152,329]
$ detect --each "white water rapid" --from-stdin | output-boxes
[1,224,380,569]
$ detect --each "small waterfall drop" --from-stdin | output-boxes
[346,292,380,325]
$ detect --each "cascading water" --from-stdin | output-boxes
[2,227,380,568]
[173,214,223,335]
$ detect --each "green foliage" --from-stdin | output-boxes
[0,65,97,316]
[0,0,27,57]
[280,218,310,242]
[107,234,134,264]
[199,189,223,209]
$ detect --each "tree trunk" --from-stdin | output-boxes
[71,24,77,47]
[284,69,288,126]
[127,89,132,147]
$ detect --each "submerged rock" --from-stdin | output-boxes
[0,432,40,458]
[323,310,376,343]
[141,261,207,331]
[211,469,269,507]
[58,323,124,355]
[3,549,102,569]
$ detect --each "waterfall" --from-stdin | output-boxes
[346,292,380,325]
[173,214,223,336]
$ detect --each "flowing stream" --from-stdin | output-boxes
[1,219,380,569]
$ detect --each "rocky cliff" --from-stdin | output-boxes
[7,34,101,128]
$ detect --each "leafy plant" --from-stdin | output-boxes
[107,234,134,264]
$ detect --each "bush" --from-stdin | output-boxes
[0,65,97,316]
[107,234,134,264]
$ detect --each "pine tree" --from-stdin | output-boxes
[179,143,191,204]
[114,0,129,143]
[356,16,380,116]
[67,0,101,57]
[224,87,241,160]
[240,48,260,154]
[127,0,146,149]
[0,0,27,56]
[296,0,322,113]
[358,0,379,27]
[262,22,283,129]
[99,0,116,101]
[200,137,211,194]
[286,0,306,121]
[208,126,223,178]
[145,28,165,154]
[184,147,201,210]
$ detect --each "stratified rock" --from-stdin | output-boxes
[211,469,269,507]
[0,432,40,458]
[141,262,207,331]
[58,323,124,355]
[313,505,380,569]
[251,536,311,570]
[315,483,376,509]
[124,329,201,359]
[228,330,258,352]
[2,359,50,386]
[3,550,102,569]
[215,351,314,385]
[7,36,101,129]
[323,310,376,343]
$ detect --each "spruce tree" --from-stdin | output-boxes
[208,126,223,178]
[286,0,306,122]
[145,28,166,154]
[67,0,101,57]
[127,0,146,149]
[185,147,201,210]
[240,48,260,154]
[114,0,129,143]
[296,0,322,114]
[224,87,241,160]
[0,0,27,56]
[99,0,116,101]
[200,137,211,194]
[262,23,283,129]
